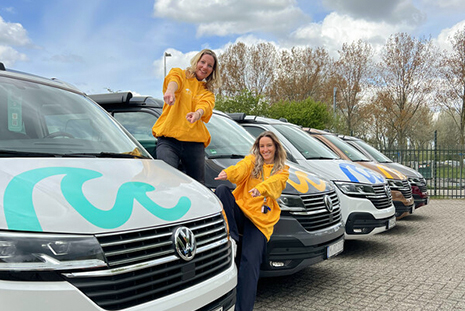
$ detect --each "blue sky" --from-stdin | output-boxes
[1,0,465,99]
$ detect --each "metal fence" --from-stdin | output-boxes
[381,147,465,199]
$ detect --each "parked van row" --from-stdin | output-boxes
[0,63,428,310]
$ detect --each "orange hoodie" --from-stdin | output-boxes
[152,68,215,147]
[224,154,290,241]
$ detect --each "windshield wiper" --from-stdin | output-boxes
[306,156,339,160]
[0,150,58,157]
[61,152,149,159]
[207,154,246,159]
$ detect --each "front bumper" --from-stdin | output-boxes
[260,216,345,277]
[412,185,429,208]
[345,212,396,238]
[393,200,415,219]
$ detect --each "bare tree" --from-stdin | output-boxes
[218,42,276,97]
[375,33,438,149]
[332,40,374,135]
[218,42,248,97]
[269,47,331,103]
[436,26,465,147]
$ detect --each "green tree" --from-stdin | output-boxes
[214,90,269,116]
[267,98,331,129]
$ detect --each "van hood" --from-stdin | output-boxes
[354,162,407,180]
[300,159,386,184]
[381,162,423,179]
[0,158,221,234]
[205,158,334,195]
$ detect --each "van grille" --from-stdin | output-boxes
[285,190,342,232]
[367,184,393,210]
[63,213,232,310]
[399,180,413,199]
[418,178,428,193]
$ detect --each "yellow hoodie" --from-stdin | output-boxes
[152,68,215,147]
[224,154,290,241]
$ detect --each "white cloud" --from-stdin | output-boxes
[153,0,309,37]
[434,20,465,52]
[288,12,408,57]
[0,15,31,46]
[0,45,28,67]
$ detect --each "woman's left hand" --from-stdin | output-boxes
[186,111,202,123]
[248,188,261,197]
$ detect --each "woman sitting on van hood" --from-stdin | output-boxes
[214,130,289,311]
[152,49,221,184]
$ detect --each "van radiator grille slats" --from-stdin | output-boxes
[63,213,232,310]
[367,184,393,210]
[286,190,342,232]
[400,180,413,199]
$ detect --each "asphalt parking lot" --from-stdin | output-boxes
[254,199,465,311]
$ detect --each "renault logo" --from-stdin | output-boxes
[385,184,391,198]
[324,195,333,212]
[174,226,196,261]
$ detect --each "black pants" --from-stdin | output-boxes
[215,185,267,311]
[156,136,205,184]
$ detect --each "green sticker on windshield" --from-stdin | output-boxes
[8,93,22,132]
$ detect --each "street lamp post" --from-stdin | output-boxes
[163,52,172,77]
[333,87,337,120]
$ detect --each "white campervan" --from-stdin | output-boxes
[0,63,236,311]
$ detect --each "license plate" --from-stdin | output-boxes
[388,217,396,229]
[327,239,344,258]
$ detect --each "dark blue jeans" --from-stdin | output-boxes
[215,184,267,311]
[156,136,205,184]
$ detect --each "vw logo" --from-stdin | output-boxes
[324,195,333,212]
[174,226,196,261]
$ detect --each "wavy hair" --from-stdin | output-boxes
[186,49,221,91]
[250,131,287,179]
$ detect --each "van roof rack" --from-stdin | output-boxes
[227,112,246,121]
[89,92,133,105]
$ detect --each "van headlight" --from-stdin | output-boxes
[408,177,420,186]
[334,182,376,197]
[278,195,306,212]
[0,231,106,271]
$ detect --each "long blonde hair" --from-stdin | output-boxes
[250,131,287,179]
[186,49,221,91]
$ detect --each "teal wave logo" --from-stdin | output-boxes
[3,167,191,231]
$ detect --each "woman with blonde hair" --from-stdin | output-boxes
[152,49,220,184]
[215,130,289,311]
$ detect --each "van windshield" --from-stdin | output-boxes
[324,134,370,162]
[354,139,393,163]
[205,114,254,159]
[273,124,339,160]
[0,76,150,158]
